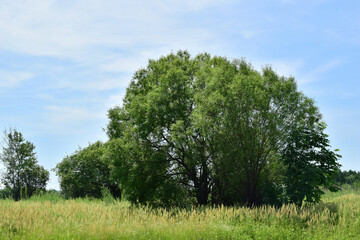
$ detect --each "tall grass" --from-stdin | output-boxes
[0,190,359,239]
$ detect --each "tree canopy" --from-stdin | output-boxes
[106,51,340,206]
[54,141,121,199]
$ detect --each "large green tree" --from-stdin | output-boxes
[0,129,49,200]
[54,141,121,199]
[107,51,340,206]
[194,60,340,205]
[107,52,214,205]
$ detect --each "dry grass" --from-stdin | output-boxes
[0,191,360,239]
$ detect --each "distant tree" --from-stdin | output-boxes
[0,188,11,199]
[54,141,121,199]
[335,170,360,189]
[0,129,49,200]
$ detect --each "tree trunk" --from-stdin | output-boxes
[195,182,209,205]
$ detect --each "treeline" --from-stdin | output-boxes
[335,170,360,188]
[1,51,344,206]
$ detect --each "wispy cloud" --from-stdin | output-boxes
[240,30,260,39]
[0,71,33,88]
[86,78,131,91]
[100,56,149,73]
[45,105,104,123]
[298,59,342,84]
[39,105,107,135]
[105,93,126,109]
[53,77,131,92]
[0,0,229,63]
[252,58,342,85]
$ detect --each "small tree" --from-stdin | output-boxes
[283,121,341,204]
[54,141,121,199]
[0,129,49,200]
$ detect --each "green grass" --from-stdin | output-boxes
[0,190,360,239]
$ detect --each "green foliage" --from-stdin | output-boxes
[29,190,64,203]
[194,59,303,205]
[54,141,120,199]
[107,51,210,206]
[107,138,188,207]
[0,188,11,199]
[335,170,360,188]
[0,129,49,200]
[283,122,341,204]
[101,187,116,204]
[107,51,340,206]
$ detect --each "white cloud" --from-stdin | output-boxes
[250,58,342,86]
[101,58,148,73]
[0,0,228,63]
[240,30,259,39]
[298,59,342,84]
[45,105,105,124]
[0,71,33,88]
[86,78,131,91]
[54,77,131,91]
[105,93,126,109]
[266,60,304,77]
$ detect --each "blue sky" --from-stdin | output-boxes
[0,0,359,189]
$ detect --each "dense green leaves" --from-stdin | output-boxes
[283,122,341,204]
[0,129,49,200]
[193,60,299,205]
[106,50,340,206]
[54,141,120,199]
[107,138,186,206]
[336,170,360,186]
[107,52,214,205]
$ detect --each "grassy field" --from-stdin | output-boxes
[0,190,360,239]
